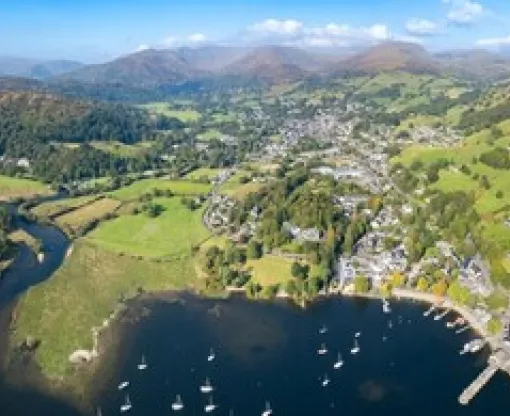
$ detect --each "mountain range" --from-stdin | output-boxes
[1,42,510,90]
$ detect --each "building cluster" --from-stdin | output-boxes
[282,222,322,242]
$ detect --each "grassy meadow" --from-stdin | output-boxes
[139,102,201,122]
[110,179,211,201]
[87,197,210,258]
[31,195,99,218]
[13,240,197,377]
[0,175,50,200]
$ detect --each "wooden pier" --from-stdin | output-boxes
[459,351,510,405]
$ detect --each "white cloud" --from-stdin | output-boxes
[476,35,510,47]
[162,36,179,47]
[249,19,303,35]
[135,44,150,52]
[405,18,442,36]
[188,33,207,43]
[446,1,484,25]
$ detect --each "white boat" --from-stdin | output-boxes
[200,378,214,394]
[172,395,184,411]
[321,374,330,387]
[319,325,328,335]
[355,331,362,338]
[350,339,360,355]
[261,401,273,416]
[120,395,132,413]
[470,339,484,353]
[96,406,102,416]
[118,381,130,390]
[423,305,436,317]
[317,343,328,355]
[382,299,391,314]
[137,355,148,370]
[208,348,216,362]
[333,352,344,369]
[204,396,217,413]
[459,343,470,355]
[388,320,393,329]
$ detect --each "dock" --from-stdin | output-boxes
[458,350,510,405]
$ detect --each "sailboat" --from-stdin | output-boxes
[137,355,148,370]
[118,381,129,390]
[321,374,330,387]
[319,325,328,335]
[317,343,328,355]
[382,299,391,314]
[208,348,216,362]
[120,394,132,413]
[333,352,344,369]
[171,394,184,411]
[261,401,273,416]
[204,396,217,413]
[200,377,214,394]
[355,331,361,338]
[350,339,360,355]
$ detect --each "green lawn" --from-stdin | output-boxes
[185,168,222,181]
[31,195,99,218]
[110,179,211,201]
[87,197,210,258]
[139,102,201,122]
[246,256,295,287]
[197,128,223,141]
[0,175,50,200]
[89,141,154,157]
[13,240,197,377]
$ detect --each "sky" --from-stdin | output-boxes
[1,0,510,62]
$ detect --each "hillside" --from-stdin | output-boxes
[61,49,204,86]
[0,57,83,79]
[340,42,441,75]
[436,49,510,81]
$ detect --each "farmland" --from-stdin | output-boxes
[55,198,121,236]
[139,102,201,122]
[87,197,210,258]
[31,195,99,218]
[0,175,50,200]
[110,179,212,201]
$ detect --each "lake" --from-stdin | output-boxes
[2,294,510,415]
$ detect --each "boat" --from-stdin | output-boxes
[317,343,328,355]
[319,325,328,335]
[350,339,360,355]
[118,381,129,390]
[355,331,361,338]
[204,396,217,413]
[96,406,102,416]
[120,395,132,413]
[137,355,148,370]
[171,395,184,411]
[261,401,273,416]
[388,320,393,329]
[333,352,344,369]
[470,339,485,353]
[200,378,214,394]
[459,343,470,355]
[208,348,216,362]
[321,374,330,387]
[382,299,391,314]
[446,321,455,328]
[423,305,435,317]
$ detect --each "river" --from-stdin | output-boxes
[1,212,510,415]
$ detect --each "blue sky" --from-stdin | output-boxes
[1,0,510,62]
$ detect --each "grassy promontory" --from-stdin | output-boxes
[12,196,210,378]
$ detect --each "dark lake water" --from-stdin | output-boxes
[91,294,510,416]
[2,294,510,415]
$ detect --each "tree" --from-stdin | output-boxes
[417,277,429,292]
[487,317,503,335]
[390,272,405,288]
[246,240,262,259]
[354,275,370,293]
[432,279,448,297]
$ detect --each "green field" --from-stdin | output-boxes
[139,102,201,122]
[246,256,295,286]
[55,198,121,236]
[13,240,196,377]
[197,128,223,141]
[185,168,222,181]
[89,141,154,157]
[87,197,210,258]
[0,175,50,200]
[110,179,211,201]
[31,195,99,218]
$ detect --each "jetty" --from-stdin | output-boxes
[459,350,510,405]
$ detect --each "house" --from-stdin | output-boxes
[17,158,30,169]
[299,228,321,242]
